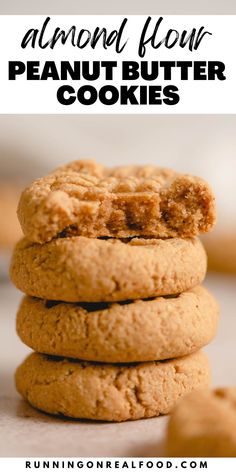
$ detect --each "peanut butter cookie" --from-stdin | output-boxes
[15,350,210,422]
[17,160,216,243]
[167,388,236,457]
[203,233,236,274]
[16,286,219,363]
[0,184,22,249]
[10,236,207,302]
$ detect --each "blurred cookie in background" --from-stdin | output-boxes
[0,184,22,250]
[0,145,50,281]
[203,231,236,274]
[0,183,22,282]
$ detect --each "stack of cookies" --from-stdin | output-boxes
[10,160,219,422]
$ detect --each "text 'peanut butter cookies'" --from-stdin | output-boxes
[166,388,236,457]
[17,160,216,243]
[10,236,207,302]
[15,351,210,422]
[16,286,219,363]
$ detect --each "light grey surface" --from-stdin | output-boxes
[0,273,235,457]
[1,0,236,14]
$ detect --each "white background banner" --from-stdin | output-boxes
[0,15,235,113]
[1,458,236,470]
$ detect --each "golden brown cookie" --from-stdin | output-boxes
[17,160,216,243]
[15,351,210,422]
[16,286,219,363]
[166,387,236,457]
[0,184,22,249]
[10,236,207,302]
[203,233,236,274]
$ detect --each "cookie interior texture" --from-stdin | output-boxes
[17,160,216,243]
[15,350,211,422]
[167,387,236,457]
[16,286,219,362]
[10,236,207,302]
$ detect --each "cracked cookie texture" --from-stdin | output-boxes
[10,236,207,302]
[15,350,210,422]
[167,388,236,457]
[16,286,219,363]
[17,160,216,243]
